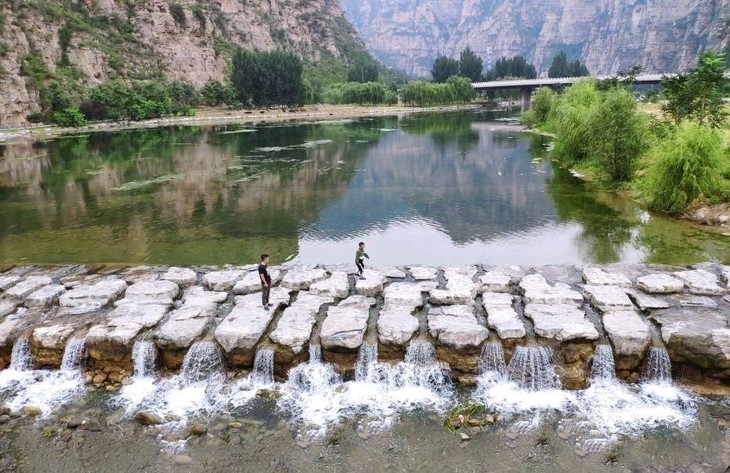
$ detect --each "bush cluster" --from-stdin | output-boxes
[400,76,475,106]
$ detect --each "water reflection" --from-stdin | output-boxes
[0,112,727,265]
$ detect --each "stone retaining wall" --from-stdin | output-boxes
[0,263,728,391]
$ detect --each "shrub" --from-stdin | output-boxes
[169,4,186,27]
[191,6,206,31]
[201,80,237,106]
[53,107,87,127]
[531,87,555,125]
[549,79,600,162]
[26,112,46,124]
[639,123,725,214]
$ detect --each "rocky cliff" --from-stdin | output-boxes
[0,0,367,126]
[340,0,729,78]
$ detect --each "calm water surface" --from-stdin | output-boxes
[0,110,727,266]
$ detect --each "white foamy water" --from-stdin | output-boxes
[115,341,159,414]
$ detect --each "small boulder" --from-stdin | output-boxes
[134,411,164,426]
[22,406,42,416]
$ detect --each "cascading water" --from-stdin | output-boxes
[641,347,672,383]
[132,341,157,378]
[506,345,559,391]
[181,341,225,384]
[115,341,159,414]
[60,339,86,371]
[250,347,275,385]
[590,345,616,381]
[479,342,506,376]
[354,343,378,381]
[9,338,33,372]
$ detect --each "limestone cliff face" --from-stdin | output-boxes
[0,0,363,126]
[341,0,729,77]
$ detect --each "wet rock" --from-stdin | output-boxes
[228,421,242,429]
[233,269,283,295]
[160,267,197,287]
[483,299,525,339]
[92,373,107,384]
[31,324,75,350]
[408,266,437,280]
[427,305,488,349]
[320,296,374,350]
[478,271,512,293]
[636,273,685,294]
[25,284,66,308]
[79,418,103,432]
[66,418,83,429]
[5,276,53,301]
[674,269,725,296]
[382,267,407,279]
[482,292,514,306]
[652,307,730,371]
[383,283,425,309]
[460,432,471,441]
[189,421,209,435]
[215,288,290,365]
[21,406,42,416]
[524,304,599,341]
[280,267,328,291]
[671,294,718,308]
[0,307,33,346]
[203,269,246,292]
[173,454,193,465]
[58,279,128,314]
[429,273,476,305]
[583,267,632,287]
[0,407,9,416]
[355,270,387,297]
[377,306,419,346]
[583,285,634,312]
[183,285,228,305]
[0,275,21,292]
[626,290,671,312]
[269,294,333,354]
[134,411,164,425]
[721,266,730,286]
[309,271,349,299]
[602,310,651,358]
[520,274,583,306]
[0,415,10,424]
[156,302,218,350]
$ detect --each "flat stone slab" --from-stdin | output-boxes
[443,266,478,279]
[215,288,291,355]
[636,273,685,294]
[626,289,672,312]
[320,296,375,350]
[233,269,283,295]
[0,300,18,318]
[427,305,488,349]
[309,271,349,299]
[408,266,437,281]
[674,269,726,296]
[523,304,599,341]
[25,284,66,308]
[269,294,332,354]
[483,303,525,339]
[0,275,20,292]
[583,285,634,312]
[478,271,512,293]
[0,308,31,346]
[59,279,128,313]
[5,276,53,301]
[519,274,583,306]
[121,280,180,304]
[86,303,171,356]
[156,302,219,350]
[381,267,407,279]
[202,270,246,291]
[377,306,419,346]
[429,274,476,305]
[160,267,197,286]
[722,266,730,286]
[602,310,651,357]
[31,324,75,349]
[355,269,387,296]
[280,267,328,291]
[670,294,718,308]
[383,283,426,309]
[183,286,228,305]
[583,267,632,287]
[651,307,730,369]
[481,292,513,306]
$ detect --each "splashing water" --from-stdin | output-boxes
[506,346,560,391]
[251,348,275,385]
[9,338,33,372]
[60,339,86,371]
[590,345,615,381]
[181,341,225,384]
[479,343,506,376]
[132,341,157,379]
[641,347,672,383]
[115,341,159,413]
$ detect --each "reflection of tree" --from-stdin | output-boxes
[400,111,480,155]
[545,159,636,263]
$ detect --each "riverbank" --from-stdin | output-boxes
[0,103,487,143]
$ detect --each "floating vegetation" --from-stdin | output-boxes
[443,402,494,433]
[111,174,182,192]
[255,139,333,152]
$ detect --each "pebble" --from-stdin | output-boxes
[79,418,103,432]
[189,422,209,436]
[92,373,107,384]
[227,421,242,429]
[460,433,471,441]
[173,454,193,465]
[21,406,42,416]
[134,411,164,426]
[66,418,83,429]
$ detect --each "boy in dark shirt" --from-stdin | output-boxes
[355,242,369,280]
[258,254,272,310]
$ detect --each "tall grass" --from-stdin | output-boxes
[548,80,600,163]
[639,123,725,214]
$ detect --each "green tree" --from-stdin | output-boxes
[431,56,460,83]
[458,47,483,82]
[548,52,569,78]
[53,107,87,127]
[531,86,556,124]
[231,49,306,107]
[586,87,647,183]
[446,76,476,102]
[550,80,600,163]
[484,56,536,80]
[347,62,379,83]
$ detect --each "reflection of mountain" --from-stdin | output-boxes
[308,115,557,245]
[0,122,383,264]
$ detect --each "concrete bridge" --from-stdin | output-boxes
[472,74,670,112]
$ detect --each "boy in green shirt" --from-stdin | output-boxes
[355,241,369,280]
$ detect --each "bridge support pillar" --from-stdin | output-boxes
[520,87,533,112]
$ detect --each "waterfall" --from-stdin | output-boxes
[251,347,275,385]
[641,347,672,383]
[355,343,378,382]
[132,341,157,378]
[9,338,33,372]
[590,345,616,381]
[180,341,224,384]
[480,343,506,375]
[60,339,86,372]
[506,346,559,391]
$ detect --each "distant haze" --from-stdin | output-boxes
[340,0,729,77]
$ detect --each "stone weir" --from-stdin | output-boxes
[0,263,728,391]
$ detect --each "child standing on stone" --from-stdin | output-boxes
[258,253,272,310]
[355,242,369,280]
